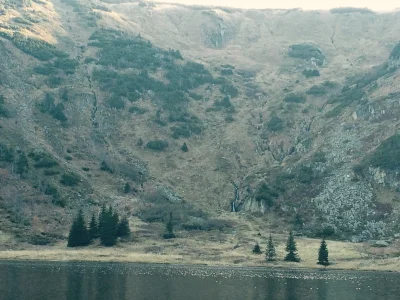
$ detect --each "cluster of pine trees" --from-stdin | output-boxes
[253,232,329,266]
[67,205,130,248]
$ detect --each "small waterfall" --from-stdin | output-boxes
[232,202,236,213]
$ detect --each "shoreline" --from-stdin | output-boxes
[0,246,399,273]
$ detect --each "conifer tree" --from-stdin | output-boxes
[98,204,107,233]
[317,238,329,266]
[252,243,262,254]
[284,231,300,262]
[163,212,176,239]
[16,152,29,176]
[266,234,277,262]
[117,217,131,238]
[67,209,90,247]
[99,206,118,246]
[88,213,99,241]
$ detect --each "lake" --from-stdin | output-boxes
[0,261,399,300]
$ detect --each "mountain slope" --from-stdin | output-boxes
[0,0,399,245]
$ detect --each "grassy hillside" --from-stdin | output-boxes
[0,0,399,248]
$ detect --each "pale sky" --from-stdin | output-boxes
[155,0,398,11]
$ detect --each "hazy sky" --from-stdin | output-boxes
[156,0,398,11]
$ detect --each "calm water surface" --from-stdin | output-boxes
[0,261,399,300]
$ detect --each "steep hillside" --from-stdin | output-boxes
[0,0,399,246]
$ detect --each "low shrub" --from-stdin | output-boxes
[60,173,80,186]
[284,93,306,103]
[267,115,284,132]
[288,43,325,65]
[302,69,320,78]
[43,169,60,176]
[145,140,169,151]
[128,106,148,114]
[107,95,125,109]
[306,85,327,95]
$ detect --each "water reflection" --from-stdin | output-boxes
[0,261,399,300]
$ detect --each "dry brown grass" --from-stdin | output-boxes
[1,217,399,272]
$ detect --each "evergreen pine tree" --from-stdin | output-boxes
[163,212,176,239]
[181,143,188,152]
[317,238,330,266]
[266,234,277,262]
[284,231,300,262]
[88,213,99,241]
[98,204,107,232]
[100,206,118,246]
[117,217,131,238]
[252,243,262,254]
[16,152,29,176]
[67,209,90,247]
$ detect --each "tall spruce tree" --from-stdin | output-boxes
[99,206,118,246]
[163,212,176,239]
[88,213,99,241]
[284,231,300,262]
[317,238,329,266]
[117,217,131,238]
[67,209,90,247]
[266,234,277,262]
[98,204,107,233]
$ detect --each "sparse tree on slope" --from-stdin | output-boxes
[252,242,262,254]
[266,234,277,262]
[163,212,176,239]
[68,209,90,247]
[284,231,300,262]
[317,238,330,266]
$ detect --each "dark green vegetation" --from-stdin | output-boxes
[317,238,330,266]
[284,93,306,103]
[302,69,320,78]
[88,30,231,114]
[252,243,262,254]
[38,93,68,122]
[254,183,279,207]
[288,43,325,65]
[0,32,65,61]
[68,205,130,248]
[67,210,90,247]
[266,234,276,262]
[284,231,300,262]
[330,7,374,14]
[0,95,10,117]
[145,140,169,151]
[181,142,189,152]
[364,134,400,171]
[60,173,80,186]
[267,114,284,132]
[163,212,176,239]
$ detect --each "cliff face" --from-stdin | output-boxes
[0,0,399,243]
